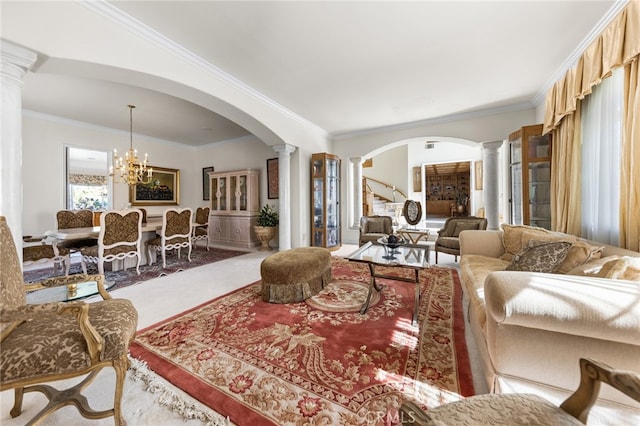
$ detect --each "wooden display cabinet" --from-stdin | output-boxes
[311,153,341,250]
[509,124,552,229]
[208,168,260,247]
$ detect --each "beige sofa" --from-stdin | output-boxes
[458,225,640,425]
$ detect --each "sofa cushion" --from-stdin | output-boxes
[519,230,604,274]
[596,256,640,281]
[566,255,621,276]
[453,221,479,237]
[459,254,510,331]
[506,240,572,273]
[500,224,554,261]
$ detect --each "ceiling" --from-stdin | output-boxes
[5,1,620,146]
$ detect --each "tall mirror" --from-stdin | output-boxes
[65,146,111,210]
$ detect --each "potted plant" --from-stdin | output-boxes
[254,204,279,250]
[455,187,468,214]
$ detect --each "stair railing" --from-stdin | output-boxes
[362,176,408,216]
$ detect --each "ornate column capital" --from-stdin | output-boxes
[482,140,504,152]
[1,39,37,85]
[273,144,297,156]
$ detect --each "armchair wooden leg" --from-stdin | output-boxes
[435,250,439,264]
[8,364,132,426]
[10,387,24,418]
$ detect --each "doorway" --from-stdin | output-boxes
[424,161,471,218]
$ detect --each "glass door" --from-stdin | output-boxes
[510,139,523,225]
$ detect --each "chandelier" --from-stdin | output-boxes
[110,105,153,186]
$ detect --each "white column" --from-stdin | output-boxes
[1,40,37,261]
[349,157,364,228]
[273,144,296,251]
[482,140,504,230]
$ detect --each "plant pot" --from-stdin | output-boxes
[254,225,277,251]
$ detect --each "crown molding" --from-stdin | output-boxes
[531,0,629,106]
[331,101,533,141]
[76,0,327,138]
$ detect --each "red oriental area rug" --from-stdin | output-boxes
[130,258,474,425]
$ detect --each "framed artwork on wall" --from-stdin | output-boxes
[413,166,422,192]
[475,161,483,190]
[267,157,279,199]
[129,166,180,206]
[202,166,214,200]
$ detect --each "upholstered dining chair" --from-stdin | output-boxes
[191,206,210,251]
[359,215,393,246]
[80,209,143,275]
[434,216,487,263]
[0,216,138,425]
[399,358,640,425]
[55,209,98,250]
[23,241,71,276]
[147,208,193,268]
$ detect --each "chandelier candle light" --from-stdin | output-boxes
[110,105,153,186]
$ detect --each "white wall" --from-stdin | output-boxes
[22,115,277,237]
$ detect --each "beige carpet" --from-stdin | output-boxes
[1,245,472,425]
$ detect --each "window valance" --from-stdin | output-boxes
[544,1,639,133]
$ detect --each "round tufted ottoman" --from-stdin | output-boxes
[260,247,332,303]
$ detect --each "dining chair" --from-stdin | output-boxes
[1,216,138,425]
[191,206,210,251]
[55,209,98,250]
[146,208,193,268]
[80,209,143,275]
[22,240,71,276]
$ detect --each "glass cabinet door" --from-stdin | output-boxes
[238,174,247,211]
[311,153,340,250]
[219,177,227,211]
[230,176,237,210]
[509,140,522,225]
[327,158,340,248]
[528,162,551,229]
[211,177,220,210]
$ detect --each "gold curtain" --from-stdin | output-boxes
[621,58,640,251]
[550,104,582,235]
[543,1,640,248]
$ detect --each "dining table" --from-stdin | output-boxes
[44,218,193,269]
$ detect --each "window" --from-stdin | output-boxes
[65,146,111,210]
[580,68,623,245]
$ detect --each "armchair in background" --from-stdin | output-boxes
[434,216,487,263]
[359,215,393,246]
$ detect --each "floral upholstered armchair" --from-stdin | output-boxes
[399,358,640,425]
[0,216,138,425]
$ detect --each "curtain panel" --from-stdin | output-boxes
[543,1,640,249]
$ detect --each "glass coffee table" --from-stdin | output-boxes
[346,241,430,326]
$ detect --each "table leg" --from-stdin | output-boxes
[360,263,384,315]
[413,269,420,326]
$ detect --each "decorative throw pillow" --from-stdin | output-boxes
[505,240,572,273]
[519,230,604,274]
[453,222,479,237]
[566,255,621,276]
[500,224,554,262]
